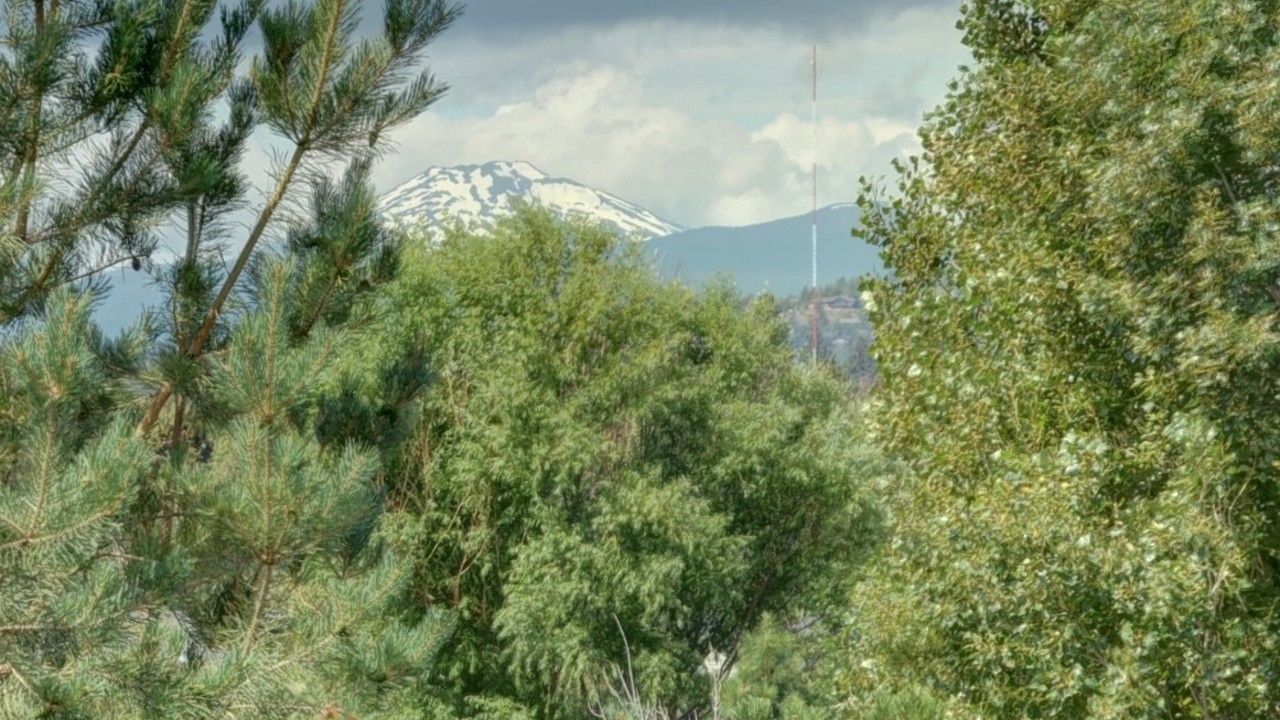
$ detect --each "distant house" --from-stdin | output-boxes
[824,295,859,310]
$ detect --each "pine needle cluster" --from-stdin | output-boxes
[1,0,461,715]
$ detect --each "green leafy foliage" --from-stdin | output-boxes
[348,206,886,719]
[847,0,1280,716]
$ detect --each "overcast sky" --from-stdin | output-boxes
[294,1,971,229]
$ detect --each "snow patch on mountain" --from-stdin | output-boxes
[378,161,683,240]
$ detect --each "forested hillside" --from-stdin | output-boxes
[5,0,1280,718]
[774,276,876,385]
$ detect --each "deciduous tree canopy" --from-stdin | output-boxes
[848,0,1280,716]
[348,208,886,718]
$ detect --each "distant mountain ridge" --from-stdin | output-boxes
[377,160,683,239]
[647,203,883,295]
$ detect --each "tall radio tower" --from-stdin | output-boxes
[809,45,819,365]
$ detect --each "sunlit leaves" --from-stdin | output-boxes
[350,207,885,717]
[849,0,1280,716]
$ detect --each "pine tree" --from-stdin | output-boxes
[0,292,156,718]
[1,0,461,714]
[849,0,1280,716]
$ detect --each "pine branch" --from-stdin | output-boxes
[161,395,187,545]
[242,560,275,651]
[9,0,252,314]
[304,0,347,139]
[0,512,25,536]
[0,505,119,552]
[159,0,199,82]
[20,119,152,245]
[264,561,412,676]
[0,623,66,633]
[0,492,131,553]
[11,0,50,244]
[2,661,38,700]
[62,253,143,284]
[137,142,307,435]
[139,0,387,434]
[8,122,154,316]
[295,272,339,338]
[25,405,60,539]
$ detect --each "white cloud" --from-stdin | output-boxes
[368,4,969,228]
[375,62,924,227]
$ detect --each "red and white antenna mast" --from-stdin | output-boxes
[809,44,819,365]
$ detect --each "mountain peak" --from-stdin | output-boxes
[378,161,682,240]
[483,160,547,180]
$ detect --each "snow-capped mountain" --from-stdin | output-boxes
[377,161,683,239]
